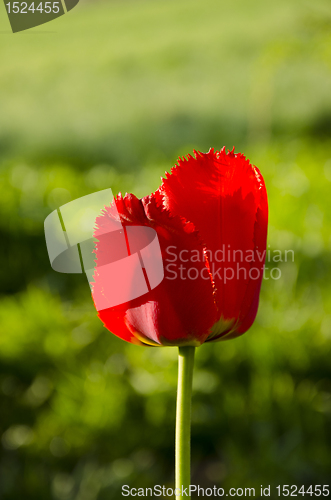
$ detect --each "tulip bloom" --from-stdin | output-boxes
[44,146,268,499]
[92,148,268,346]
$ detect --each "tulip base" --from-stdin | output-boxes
[175,346,195,499]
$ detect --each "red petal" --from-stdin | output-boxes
[158,148,268,336]
[93,193,218,346]
[236,190,268,334]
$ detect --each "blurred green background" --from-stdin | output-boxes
[1,0,331,498]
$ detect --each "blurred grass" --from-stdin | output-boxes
[0,0,331,499]
[0,0,331,165]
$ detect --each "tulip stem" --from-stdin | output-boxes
[176,345,195,499]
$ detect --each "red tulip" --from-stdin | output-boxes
[92,148,268,347]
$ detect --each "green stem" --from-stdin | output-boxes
[175,346,196,499]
